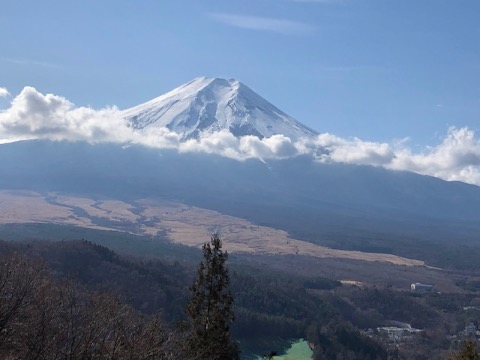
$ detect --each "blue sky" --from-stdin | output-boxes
[1,0,479,146]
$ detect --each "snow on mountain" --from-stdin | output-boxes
[122,77,318,140]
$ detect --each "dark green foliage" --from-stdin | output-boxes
[0,222,200,262]
[456,279,480,292]
[234,308,306,340]
[230,268,335,341]
[308,322,387,360]
[304,277,342,290]
[331,287,439,329]
[186,234,239,360]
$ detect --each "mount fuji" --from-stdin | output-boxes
[123,77,318,140]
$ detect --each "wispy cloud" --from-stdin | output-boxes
[1,86,479,186]
[210,13,315,35]
[0,56,58,68]
[316,64,391,74]
[0,87,9,98]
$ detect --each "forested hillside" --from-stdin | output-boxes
[0,238,389,359]
[1,237,479,359]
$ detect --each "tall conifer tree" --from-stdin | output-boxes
[186,234,239,360]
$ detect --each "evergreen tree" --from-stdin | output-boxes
[186,234,239,360]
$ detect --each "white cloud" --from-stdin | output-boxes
[1,86,479,186]
[388,127,480,184]
[314,133,395,166]
[177,132,300,160]
[308,128,480,185]
[0,87,9,98]
[240,134,299,159]
[210,13,315,35]
[179,130,240,157]
[0,86,130,143]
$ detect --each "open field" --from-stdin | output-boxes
[0,189,424,267]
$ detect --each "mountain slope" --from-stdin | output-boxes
[1,140,479,245]
[123,77,318,139]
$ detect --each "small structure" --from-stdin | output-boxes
[411,283,433,292]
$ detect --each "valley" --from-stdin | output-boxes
[2,188,477,295]
[0,189,425,266]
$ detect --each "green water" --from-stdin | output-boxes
[272,339,313,360]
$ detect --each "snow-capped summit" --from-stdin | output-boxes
[123,77,318,139]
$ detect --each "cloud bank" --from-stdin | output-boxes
[0,86,130,143]
[1,86,479,186]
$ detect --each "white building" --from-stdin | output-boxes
[411,283,433,292]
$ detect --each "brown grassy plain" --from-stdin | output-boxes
[0,190,424,267]
[4,190,475,291]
